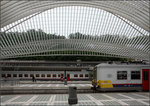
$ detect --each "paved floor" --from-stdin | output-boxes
[20,81,91,84]
[1,84,92,88]
[1,81,91,88]
[1,92,149,106]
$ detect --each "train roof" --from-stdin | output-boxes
[96,63,150,68]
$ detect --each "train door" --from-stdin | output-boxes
[60,74,64,81]
[142,69,149,91]
[67,74,70,81]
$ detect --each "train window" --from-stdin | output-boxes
[2,74,5,77]
[58,74,60,77]
[7,74,11,77]
[131,71,140,80]
[61,74,64,77]
[117,71,127,80]
[24,74,28,77]
[47,74,51,77]
[30,74,33,77]
[19,74,22,77]
[53,74,56,77]
[13,74,17,77]
[67,74,70,77]
[36,74,39,77]
[85,74,89,77]
[41,74,45,77]
[74,74,78,77]
[80,74,83,77]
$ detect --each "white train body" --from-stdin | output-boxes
[92,64,150,91]
[1,70,91,81]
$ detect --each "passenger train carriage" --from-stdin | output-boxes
[92,64,150,91]
[1,70,91,81]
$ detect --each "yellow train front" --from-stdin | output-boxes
[92,63,150,91]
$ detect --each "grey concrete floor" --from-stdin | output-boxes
[2,83,92,87]
[1,92,149,106]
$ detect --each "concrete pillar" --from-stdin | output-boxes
[64,70,67,85]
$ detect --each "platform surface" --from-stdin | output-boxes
[1,83,92,89]
[1,81,92,89]
[1,82,93,94]
[1,92,149,106]
[19,81,92,84]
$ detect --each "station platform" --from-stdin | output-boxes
[1,92,149,106]
[19,81,91,84]
[1,81,93,94]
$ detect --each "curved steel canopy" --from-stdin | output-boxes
[0,1,149,60]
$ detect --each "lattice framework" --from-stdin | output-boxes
[0,1,149,60]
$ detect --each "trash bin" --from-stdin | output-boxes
[68,86,78,104]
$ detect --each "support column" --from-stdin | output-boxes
[64,70,67,85]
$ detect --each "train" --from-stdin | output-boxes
[92,63,150,91]
[1,70,92,81]
[1,61,149,91]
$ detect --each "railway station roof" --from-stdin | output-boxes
[0,1,149,60]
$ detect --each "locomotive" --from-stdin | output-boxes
[92,63,150,91]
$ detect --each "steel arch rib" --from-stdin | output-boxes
[1,1,149,32]
[0,1,149,60]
